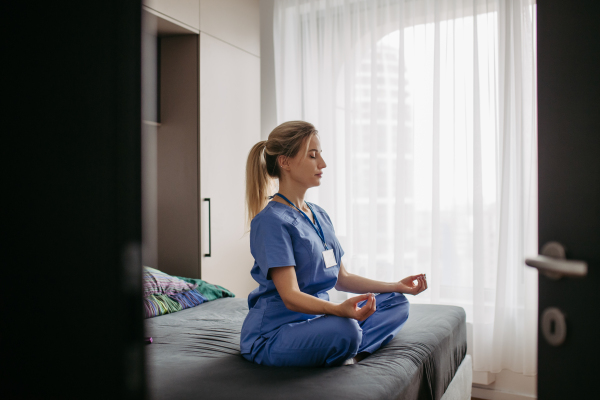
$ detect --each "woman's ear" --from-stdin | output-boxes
[277,155,290,172]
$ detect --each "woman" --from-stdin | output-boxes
[241,121,427,367]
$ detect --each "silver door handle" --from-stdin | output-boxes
[525,241,587,280]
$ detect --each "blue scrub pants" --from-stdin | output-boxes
[247,292,409,367]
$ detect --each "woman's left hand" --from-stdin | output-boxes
[396,274,428,295]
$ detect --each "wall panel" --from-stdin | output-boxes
[200,0,260,56]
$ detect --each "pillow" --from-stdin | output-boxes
[143,266,198,297]
[174,276,235,301]
[144,289,208,319]
[142,267,235,319]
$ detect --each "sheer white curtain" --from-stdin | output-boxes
[273,0,538,375]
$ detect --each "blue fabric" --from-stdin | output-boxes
[243,292,409,367]
[240,201,409,367]
[270,193,328,248]
[246,201,344,309]
[355,292,409,354]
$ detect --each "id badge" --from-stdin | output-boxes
[322,249,337,268]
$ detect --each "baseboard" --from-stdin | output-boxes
[472,386,537,400]
[473,371,496,385]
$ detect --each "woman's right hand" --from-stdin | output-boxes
[334,293,377,321]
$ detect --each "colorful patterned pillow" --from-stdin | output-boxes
[144,289,208,319]
[143,266,198,297]
[174,276,235,301]
[142,267,235,319]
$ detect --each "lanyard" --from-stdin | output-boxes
[271,193,328,250]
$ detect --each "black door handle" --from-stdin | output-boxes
[204,198,211,257]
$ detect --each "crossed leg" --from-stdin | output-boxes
[354,292,410,360]
[248,292,410,367]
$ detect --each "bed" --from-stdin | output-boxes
[146,297,471,400]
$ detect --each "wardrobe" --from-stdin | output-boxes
[142,0,260,297]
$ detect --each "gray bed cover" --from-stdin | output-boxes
[146,298,466,400]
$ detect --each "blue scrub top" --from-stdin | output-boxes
[240,200,345,354]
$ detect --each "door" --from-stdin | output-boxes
[535,1,600,398]
[5,1,144,398]
[200,31,260,298]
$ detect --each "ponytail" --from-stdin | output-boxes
[245,121,318,229]
[245,140,274,229]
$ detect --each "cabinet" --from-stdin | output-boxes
[142,0,260,297]
[200,31,260,298]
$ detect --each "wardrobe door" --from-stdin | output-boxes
[200,31,260,297]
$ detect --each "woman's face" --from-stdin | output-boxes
[282,135,327,189]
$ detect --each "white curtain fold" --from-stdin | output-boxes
[274,0,537,375]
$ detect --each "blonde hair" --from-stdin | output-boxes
[245,121,318,228]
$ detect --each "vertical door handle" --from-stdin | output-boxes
[525,241,587,280]
[204,198,211,257]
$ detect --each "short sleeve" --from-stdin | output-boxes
[250,215,296,279]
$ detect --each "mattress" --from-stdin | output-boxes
[146,298,466,400]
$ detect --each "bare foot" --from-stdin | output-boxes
[342,352,370,366]
[342,357,356,366]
